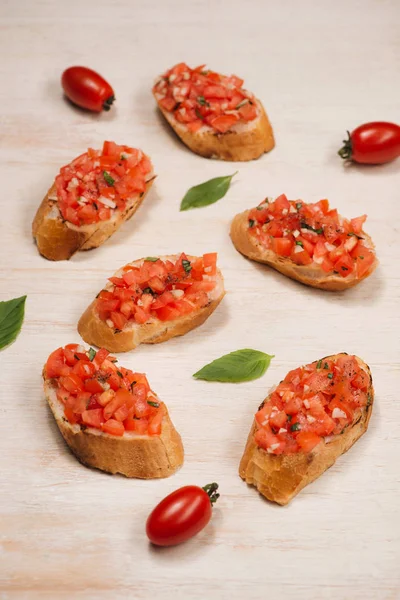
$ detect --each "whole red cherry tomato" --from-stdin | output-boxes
[146,483,219,547]
[61,66,115,112]
[338,121,400,164]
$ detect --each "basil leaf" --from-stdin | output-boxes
[103,171,115,186]
[182,259,192,273]
[144,257,159,262]
[193,349,274,383]
[180,172,237,211]
[88,347,96,361]
[147,400,160,408]
[0,295,27,350]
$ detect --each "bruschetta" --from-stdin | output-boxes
[78,253,225,353]
[239,353,373,505]
[230,195,377,290]
[32,141,155,261]
[153,63,274,161]
[44,344,184,478]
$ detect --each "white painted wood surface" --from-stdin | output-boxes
[0,0,399,598]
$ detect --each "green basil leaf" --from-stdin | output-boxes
[193,349,274,383]
[180,172,237,211]
[103,171,115,186]
[0,295,27,350]
[144,257,160,262]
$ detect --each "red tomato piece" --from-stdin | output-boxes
[102,419,125,436]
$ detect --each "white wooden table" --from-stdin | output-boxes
[1,1,399,598]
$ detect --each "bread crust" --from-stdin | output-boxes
[78,255,225,352]
[44,375,184,479]
[230,210,378,290]
[239,354,374,505]
[32,178,154,261]
[155,98,275,161]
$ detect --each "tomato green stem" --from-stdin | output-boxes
[338,130,352,160]
[103,95,115,111]
[202,482,220,505]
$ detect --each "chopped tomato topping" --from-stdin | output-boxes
[45,345,164,437]
[248,195,376,279]
[55,142,153,226]
[254,354,371,455]
[153,63,258,134]
[96,253,218,330]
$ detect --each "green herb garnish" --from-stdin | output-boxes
[103,171,115,186]
[324,362,329,369]
[88,347,96,361]
[300,221,323,235]
[296,202,302,210]
[182,259,192,273]
[327,373,333,379]
[295,240,304,247]
[147,400,160,408]
[117,371,123,378]
[290,423,301,432]
[249,219,255,228]
[144,257,159,262]
[0,296,27,350]
[317,359,322,369]
[142,287,155,296]
[197,96,209,106]
[180,173,237,211]
[193,349,274,383]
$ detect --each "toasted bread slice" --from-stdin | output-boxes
[156,99,274,161]
[153,63,274,161]
[231,198,378,290]
[32,178,154,261]
[32,142,155,261]
[78,254,225,353]
[44,345,184,478]
[239,354,374,505]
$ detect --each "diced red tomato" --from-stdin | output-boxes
[297,431,321,452]
[60,373,85,394]
[48,345,165,438]
[271,237,293,257]
[351,215,367,234]
[102,419,124,436]
[246,195,375,280]
[55,143,153,226]
[82,409,104,428]
[254,354,371,455]
[96,253,219,330]
[46,348,69,378]
[334,252,354,277]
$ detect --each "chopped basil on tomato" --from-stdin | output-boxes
[103,171,115,186]
[88,348,96,361]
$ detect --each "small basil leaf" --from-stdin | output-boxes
[144,257,160,262]
[193,349,274,383]
[0,296,27,350]
[180,172,237,211]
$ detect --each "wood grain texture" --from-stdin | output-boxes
[0,0,399,599]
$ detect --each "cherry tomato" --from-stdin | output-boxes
[146,483,219,547]
[338,121,400,164]
[61,66,115,112]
